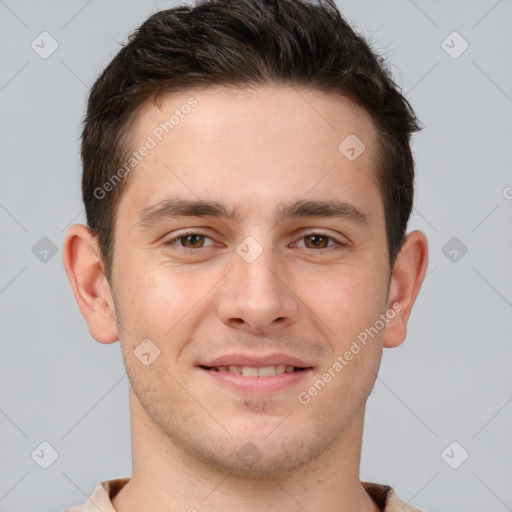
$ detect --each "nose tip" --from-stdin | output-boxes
[217,258,299,334]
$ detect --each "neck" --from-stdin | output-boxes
[111,389,380,512]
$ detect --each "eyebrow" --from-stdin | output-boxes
[135,197,370,229]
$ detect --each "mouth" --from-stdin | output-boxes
[199,364,309,377]
[197,355,314,394]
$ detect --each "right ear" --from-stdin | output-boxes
[62,224,119,344]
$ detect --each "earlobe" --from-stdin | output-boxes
[62,224,119,344]
[382,230,429,349]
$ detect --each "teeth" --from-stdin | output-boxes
[241,366,259,377]
[211,364,300,376]
[258,366,276,377]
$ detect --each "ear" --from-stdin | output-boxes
[62,224,119,344]
[382,230,429,349]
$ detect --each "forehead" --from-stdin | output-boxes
[119,84,383,226]
[132,84,377,152]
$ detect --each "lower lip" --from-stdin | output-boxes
[199,367,312,394]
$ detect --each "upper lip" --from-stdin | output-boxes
[199,353,313,368]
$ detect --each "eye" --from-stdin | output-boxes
[295,232,346,251]
[163,231,216,251]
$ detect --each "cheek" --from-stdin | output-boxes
[301,264,387,338]
[113,256,187,339]
[115,256,223,360]
[136,280,191,338]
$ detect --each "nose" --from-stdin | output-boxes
[217,245,299,334]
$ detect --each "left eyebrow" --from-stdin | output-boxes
[134,197,370,229]
[275,198,370,227]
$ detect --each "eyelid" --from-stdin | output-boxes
[292,232,344,249]
[291,229,349,252]
[164,230,217,249]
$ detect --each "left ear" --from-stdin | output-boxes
[382,230,429,348]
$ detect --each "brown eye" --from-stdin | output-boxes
[303,234,331,249]
[178,234,206,248]
[163,232,216,252]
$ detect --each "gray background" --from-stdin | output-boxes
[1,0,511,511]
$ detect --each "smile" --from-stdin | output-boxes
[199,365,312,394]
[200,364,307,376]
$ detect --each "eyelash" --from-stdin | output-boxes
[163,230,347,254]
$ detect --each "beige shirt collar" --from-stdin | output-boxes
[64,477,423,512]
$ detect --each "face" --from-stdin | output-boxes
[110,84,391,475]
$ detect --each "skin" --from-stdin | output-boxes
[63,84,428,512]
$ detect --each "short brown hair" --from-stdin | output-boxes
[81,0,421,283]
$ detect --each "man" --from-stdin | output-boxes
[62,0,428,511]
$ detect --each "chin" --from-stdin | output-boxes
[186,425,334,478]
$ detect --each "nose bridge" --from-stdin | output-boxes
[218,235,299,332]
[236,241,281,297]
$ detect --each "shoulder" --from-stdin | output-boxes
[61,477,130,512]
[362,481,425,512]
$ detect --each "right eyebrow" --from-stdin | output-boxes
[134,197,241,229]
